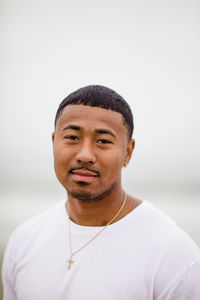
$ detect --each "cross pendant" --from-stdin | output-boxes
[67,255,74,270]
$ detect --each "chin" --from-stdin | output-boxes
[68,188,102,202]
[67,182,116,202]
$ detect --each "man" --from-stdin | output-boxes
[2,85,200,299]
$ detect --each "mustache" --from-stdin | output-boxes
[69,166,100,176]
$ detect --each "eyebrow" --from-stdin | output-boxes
[62,125,81,131]
[95,129,116,138]
[62,125,116,138]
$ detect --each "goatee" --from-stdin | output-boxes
[68,182,115,202]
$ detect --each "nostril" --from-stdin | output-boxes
[77,158,96,165]
[76,148,96,164]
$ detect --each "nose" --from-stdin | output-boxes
[76,141,96,165]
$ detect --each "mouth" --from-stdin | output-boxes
[70,168,99,183]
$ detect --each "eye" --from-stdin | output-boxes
[97,139,112,144]
[64,135,79,141]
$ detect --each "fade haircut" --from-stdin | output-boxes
[55,85,134,140]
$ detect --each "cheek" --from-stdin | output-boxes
[101,151,124,174]
[53,148,72,184]
[53,146,72,170]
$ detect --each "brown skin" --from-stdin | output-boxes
[52,104,142,226]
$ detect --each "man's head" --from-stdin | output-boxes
[52,85,135,201]
[55,85,134,141]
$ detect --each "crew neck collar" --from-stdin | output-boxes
[62,199,149,235]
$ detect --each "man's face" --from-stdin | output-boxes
[52,105,134,201]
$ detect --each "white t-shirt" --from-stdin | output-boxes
[2,200,200,300]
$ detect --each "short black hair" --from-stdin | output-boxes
[55,85,134,140]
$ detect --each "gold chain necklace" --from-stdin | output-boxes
[66,192,127,270]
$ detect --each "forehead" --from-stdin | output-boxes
[56,104,127,136]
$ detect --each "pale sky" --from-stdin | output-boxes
[1,0,200,187]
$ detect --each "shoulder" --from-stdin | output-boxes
[2,200,67,289]
[157,259,200,298]
[139,201,200,295]
[5,200,66,256]
[130,200,200,297]
[140,200,200,253]
[125,199,200,271]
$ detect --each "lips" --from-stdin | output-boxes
[70,168,99,183]
[72,169,98,176]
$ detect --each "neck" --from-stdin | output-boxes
[66,187,127,226]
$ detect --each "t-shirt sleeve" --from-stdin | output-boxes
[157,260,200,300]
[2,239,17,300]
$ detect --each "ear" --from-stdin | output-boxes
[124,138,135,166]
[52,132,55,144]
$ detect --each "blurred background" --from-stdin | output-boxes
[1,0,200,297]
